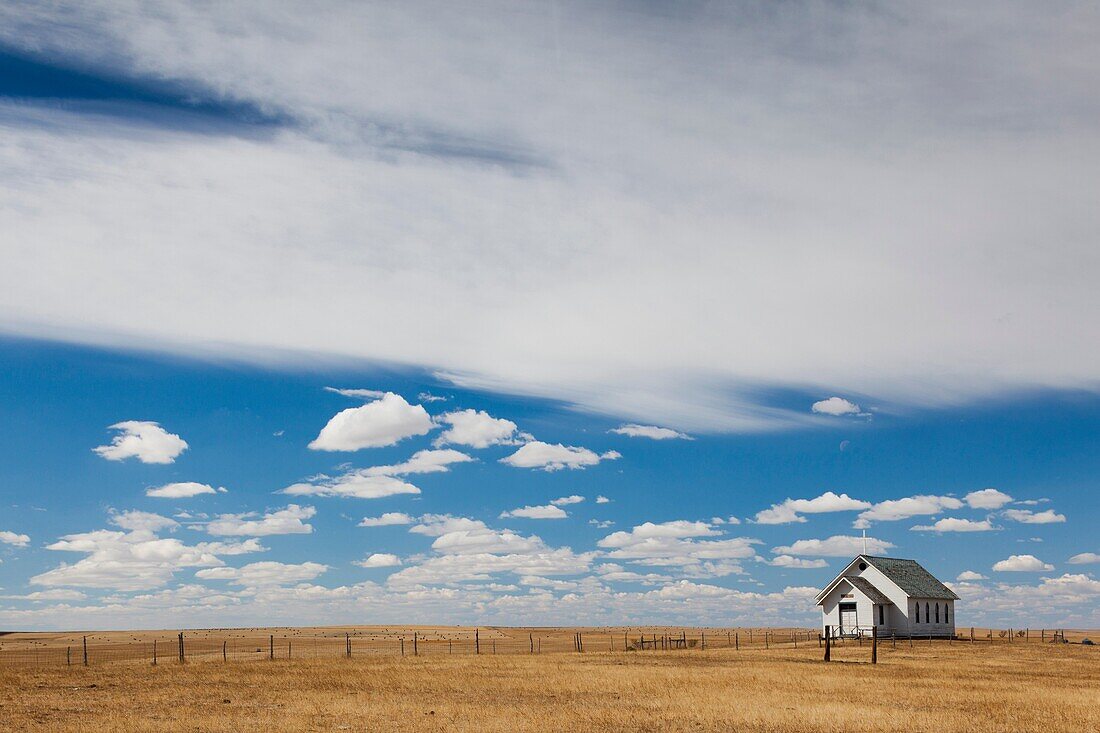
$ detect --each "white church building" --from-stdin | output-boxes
[816,555,958,638]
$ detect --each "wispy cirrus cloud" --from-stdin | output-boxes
[609,425,689,440]
[2,4,1097,431]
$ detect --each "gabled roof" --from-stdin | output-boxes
[845,575,892,605]
[862,556,959,600]
[816,555,959,603]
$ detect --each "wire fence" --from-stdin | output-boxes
[0,626,1090,669]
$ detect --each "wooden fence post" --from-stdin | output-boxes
[735,632,739,651]
[178,633,185,664]
[67,646,71,666]
[871,626,877,665]
[269,635,274,660]
[970,627,974,642]
[152,640,156,666]
[824,626,831,662]
[493,640,496,654]
[765,632,769,650]
[475,628,480,655]
[223,640,227,662]
[413,632,418,657]
[83,636,88,666]
[701,631,706,650]
[400,638,405,657]
[346,633,351,658]
[530,633,534,654]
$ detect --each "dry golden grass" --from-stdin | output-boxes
[2,632,1097,732]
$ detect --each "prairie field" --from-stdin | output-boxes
[1,626,1097,732]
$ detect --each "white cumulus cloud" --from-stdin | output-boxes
[550,495,585,506]
[0,530,30,547]
[109,510,179,533]
[1002,509,1066,524]
[434,409,519,448]
[957,570,987,581]
[1067,552,1100,565]
[500,442,620,471]
[363,448,473,476]
[30,513,264,591]
[811,397,866,417]
[499,504,568,520]
[409,515,488,537]
[597,521,756,575]
[358,512,414,527]
[205,505,315,536]
[964,488,1013,509]
[769,555,828,569]
[145,482,223,498]
[196,560,327,586]
[911,517,996,532]
[755,491,871,524]
[309,392,434,451]
[281,470,421,500]
[354,553,402,568]
[93,421,188,464]
[772,535,894,557]
[992,554,1054,572]
[856,495,964,524]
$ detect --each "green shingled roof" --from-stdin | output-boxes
[863,556,959,600]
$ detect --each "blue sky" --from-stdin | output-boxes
[1,336,1097,629]
[0,2,1098,629]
